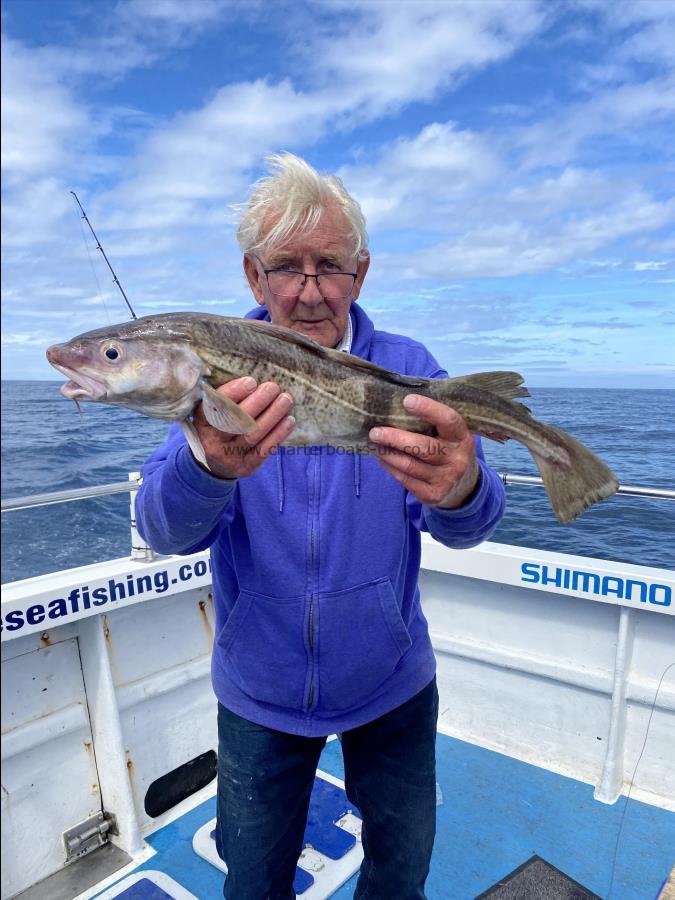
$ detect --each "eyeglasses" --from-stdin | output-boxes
[252,255,358,299]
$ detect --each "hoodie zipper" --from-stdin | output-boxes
[306,456,319,712]
[307,559,315,708]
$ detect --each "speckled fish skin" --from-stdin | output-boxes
[46,312,619,523]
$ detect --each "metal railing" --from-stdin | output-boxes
[0,473,154,562]
[499,474,675,501]
[1,480,140,512]
[2,474,674,513]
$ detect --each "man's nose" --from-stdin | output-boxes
[298,274,323,303]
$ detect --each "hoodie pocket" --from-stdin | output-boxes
[217,589,308,709]
[317,577,412,712]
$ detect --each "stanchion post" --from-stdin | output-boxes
[129,472,154,562]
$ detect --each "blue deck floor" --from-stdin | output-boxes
[95,732,675,899]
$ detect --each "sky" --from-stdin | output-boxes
[1,0,674,387]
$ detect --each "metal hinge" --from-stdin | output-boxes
[63,810,118,863]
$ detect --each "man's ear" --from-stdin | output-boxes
[244,254,266,305]
[351,252,370,302]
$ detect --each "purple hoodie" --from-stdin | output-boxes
[135,303,505,736]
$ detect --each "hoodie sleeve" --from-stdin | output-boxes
[404,343,506,549]
[418,440,505,548]
[135,424,237,556]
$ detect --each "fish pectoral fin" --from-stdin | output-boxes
[180,419,210,470]
[200,381,257,434]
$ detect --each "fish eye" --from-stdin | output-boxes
[101,343,122,361]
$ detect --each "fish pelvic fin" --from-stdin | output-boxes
[200,381,257,434]
[530,425,619,524]
[450,371,531,403]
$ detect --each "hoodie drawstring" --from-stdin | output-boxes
[276,448,361,511]
[276,451,286,513]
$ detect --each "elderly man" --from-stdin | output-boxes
[136,153,505,899]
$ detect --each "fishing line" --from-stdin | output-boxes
[72,194,113,326]
[606,660,675,899]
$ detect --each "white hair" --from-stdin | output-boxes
[236,153,369,260]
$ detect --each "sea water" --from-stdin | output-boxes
[1,381,673,582]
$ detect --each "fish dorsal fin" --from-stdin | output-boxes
[241,318,337,354]
[322,347,431,386]
[200,381,257,433]
[240,318,430,387]
[449,372,531,404]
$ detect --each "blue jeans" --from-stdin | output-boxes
[215,678,439,900]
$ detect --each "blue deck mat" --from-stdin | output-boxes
[205,773,359,892]
[305,775,360,859]
[113,880,175,899]
[209,828,315,894]
[94,733,675,900]
[94,767,360,899]
[322,734,675,900]
[208,775,358,861]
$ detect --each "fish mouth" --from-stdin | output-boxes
[51,364,108,401]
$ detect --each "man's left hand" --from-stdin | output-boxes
[368,394,479,509]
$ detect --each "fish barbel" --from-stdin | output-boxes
[46,312,619,523]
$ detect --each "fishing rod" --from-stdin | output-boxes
[70,191,137,320]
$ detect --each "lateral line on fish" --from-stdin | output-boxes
[208,356,378,422]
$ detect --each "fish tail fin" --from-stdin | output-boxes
[427,373,617,522]
[529,425,619,524]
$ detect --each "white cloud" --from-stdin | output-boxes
[340,122,501,231]
[0,0,546,249]
[633,260,673,271]
[515,74,675,169]
[0,37,90,185]
[339,128,674,278]
[118,0,234,29]
[101,80,323,231]
[308,0,545,121]
[506,168,621,214]
[606,0,675,70]
[2,0,674,385]
[92,1,546,231]
[391,193,675,279]
[11,0,240,84]
[1,331,59,347]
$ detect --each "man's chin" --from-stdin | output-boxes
[293,321,335,346]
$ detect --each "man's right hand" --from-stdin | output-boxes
[192,377,295,479]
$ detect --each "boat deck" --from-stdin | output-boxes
[4,535,673,900]
[70,730,675,900]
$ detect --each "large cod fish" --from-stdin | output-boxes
[46,312,619,523]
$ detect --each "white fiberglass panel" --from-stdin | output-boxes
[422,566,675,806]
[102,588,218,832]
[101,588,215,690]
[1,636,101,899]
